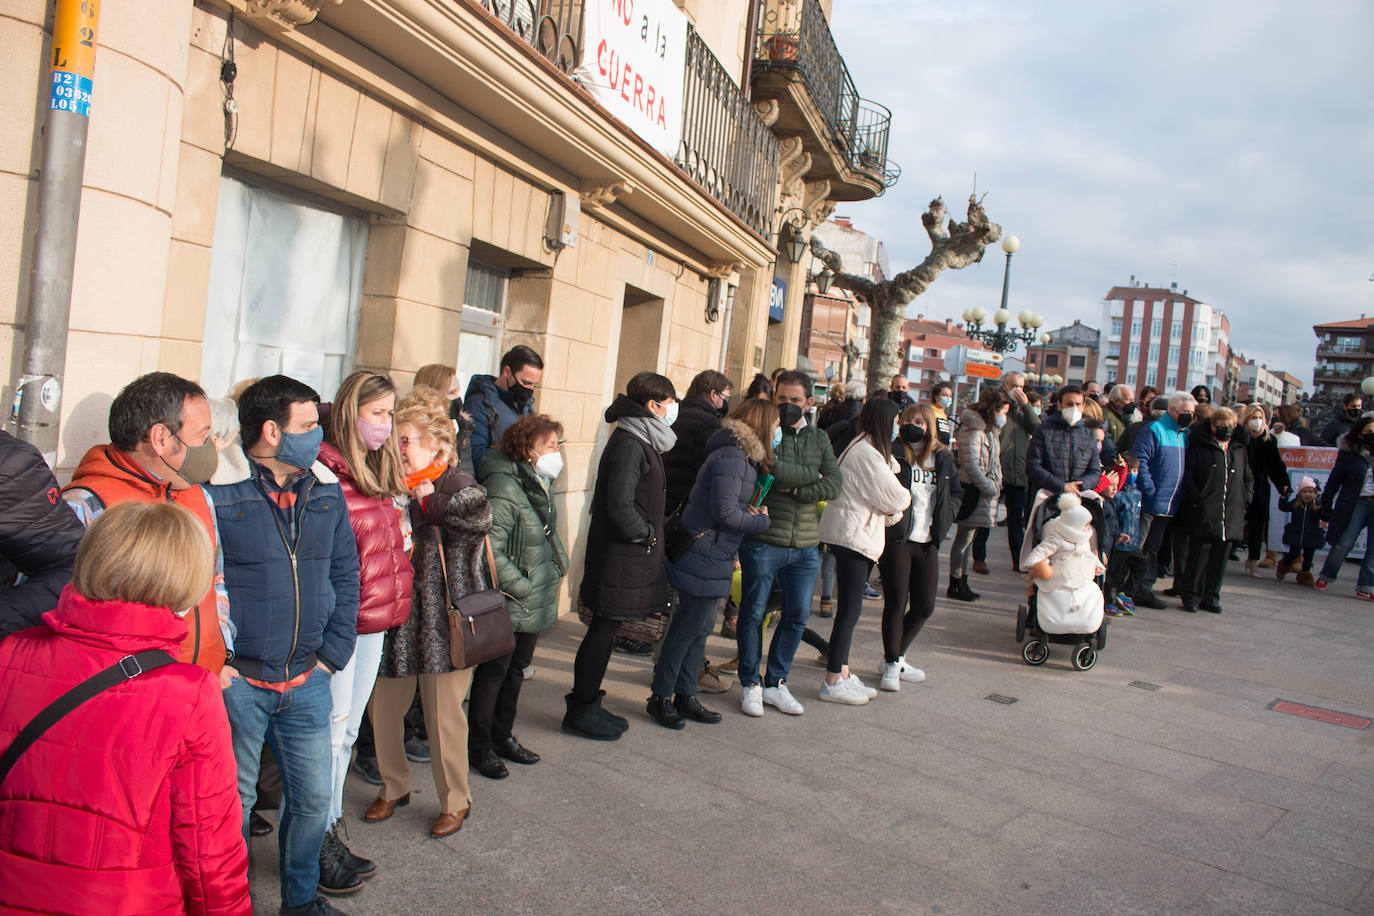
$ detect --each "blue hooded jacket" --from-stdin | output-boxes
[1133,413,1188,516]
[464,373,535,473]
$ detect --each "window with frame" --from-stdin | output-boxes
[1151,318,1162,338]
[1125,371,1137,385]
[1046,354,1060,368]
[1145,368,1157,386]
[1169,346,1179,363]
[1131,319,1142,336]
[1171,320,1182,340]
[1111,318,1122,335]
[1069,354,1086,369]
[1129,343,1140,360]
[1148,344,1160,362]
[456,259,512,391]
[1166,375,1176,389]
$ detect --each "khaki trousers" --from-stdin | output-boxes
[370,669,473,814]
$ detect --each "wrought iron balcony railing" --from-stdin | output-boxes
[472,2,778,238]
[753,0,896,188]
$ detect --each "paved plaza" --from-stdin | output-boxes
[251,556,1374,914]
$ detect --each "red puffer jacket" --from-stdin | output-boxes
[318,442,413,634]
[0,587,249,915]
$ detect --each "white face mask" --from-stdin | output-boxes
[1061,406,1083,426]
[1247,418,1265,433]
[1128,409,1142,423]
[660,401,679,428]
[534,451,563,479]
[995,413,1008,428]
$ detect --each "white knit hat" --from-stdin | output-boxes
[1051,492,1094,542]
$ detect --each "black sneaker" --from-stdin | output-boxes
[403,735,431,763]
[281,897,350,916]
[351,755,381,786]
[1199,599,1222,613]
[317,827,362,896]
[613,637,653,655]
[646,694,686,729]
[1132,591,1166,609]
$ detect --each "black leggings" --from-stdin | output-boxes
[877,539,938,663]
[826,544,874,674]
[1247,510,1269,560]
[469,631,539,753]
[1003,485,1030,565]
[572,615,621,704]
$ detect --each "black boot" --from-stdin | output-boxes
[594,689,629,731]
[280,898,350,915]
[562,693,623,741]
[318,825,363,896]
[674,694,722,724]
[646,694,686,729]
[328,820,374,879]
[947,575,979,602]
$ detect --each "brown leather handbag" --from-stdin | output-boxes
[439,537,516,670]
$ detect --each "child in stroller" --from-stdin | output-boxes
[1016,491,1109,670]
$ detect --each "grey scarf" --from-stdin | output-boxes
[619,415,677,454]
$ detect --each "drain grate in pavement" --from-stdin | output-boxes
[1267,699,1371,730]
[1129,680,1162,691]
[985,694,1018,705]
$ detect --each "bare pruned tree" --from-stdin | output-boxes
[810,194,1002,383]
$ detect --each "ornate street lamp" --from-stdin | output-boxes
[962,235,1041,352]
[815,267,834,294]
[778,208,809,262]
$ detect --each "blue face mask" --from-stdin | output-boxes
[276,425,324,471]
[1127,471,1138,485]
[939,396,952,410]
[771,427,782,449]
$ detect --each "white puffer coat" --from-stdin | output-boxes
[818,434,911,561]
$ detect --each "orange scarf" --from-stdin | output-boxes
[404,462,447,491]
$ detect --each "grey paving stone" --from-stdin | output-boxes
[1188,872,1355,916]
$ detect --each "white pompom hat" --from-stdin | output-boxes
[1051,491,1094,542]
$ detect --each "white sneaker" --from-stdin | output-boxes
[818,677,869,706]
[762,682,805,715]
[897,656,926,683]
[741,684,764,717]
[847,673,878,698]
[879,662,901,692]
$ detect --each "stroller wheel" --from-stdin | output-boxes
[1016,604,1028,643]
[1095,623,1107,650]
[1072,644,1097,671]
[1022,640,1049,666]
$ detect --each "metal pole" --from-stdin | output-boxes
[13,0,100,461]
[998,249,1013,315]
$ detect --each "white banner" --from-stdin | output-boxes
[1266,446,1365,560]
[577,0,687,158]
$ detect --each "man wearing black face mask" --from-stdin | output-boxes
[465,345,544,473]
[1321,393,1364,446]
[1176,406,1252,612]
[64,372,233,678]
[664,370,733,513]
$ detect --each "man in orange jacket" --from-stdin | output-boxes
[64,372,236,683]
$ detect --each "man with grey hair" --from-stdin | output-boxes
[1104,384,1136,443]
[1131,391,1197,608]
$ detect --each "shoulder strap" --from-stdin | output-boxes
[437,535,501,607]
[524,489,567,575]
[0,649,175,786]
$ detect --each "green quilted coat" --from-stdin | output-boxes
[478,447,569,633]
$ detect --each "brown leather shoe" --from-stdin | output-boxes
[364,793,409,822]
[431,808,469,837]
[972,560,990,575]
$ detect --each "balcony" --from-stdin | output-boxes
[751,0,898,200]
[469,2,778,238]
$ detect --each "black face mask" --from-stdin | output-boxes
[717,397,731,418]
[778,402,805,428]
[1214,425,1233,441]
[1347,408,1362,419]
[1176,411,1194,428]
[506,377,535,407]
[887,390,910,407]
[448,397,464,422]
[1361,435,1374,450]
[899,423,926,444]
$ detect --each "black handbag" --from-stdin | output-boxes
[440,537,517,670]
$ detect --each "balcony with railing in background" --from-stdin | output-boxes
[472,1,778,238]
[752,0,898,199]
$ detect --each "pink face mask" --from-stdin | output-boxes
[357,418,392,451]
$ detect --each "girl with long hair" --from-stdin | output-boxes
[1240,403,1291,575]
[948,388,1010,602]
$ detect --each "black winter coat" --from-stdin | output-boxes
[817,397,861,432]
[1026,414,1102,495]
[885,445,958,546]
[664,396,722,513]
[1245,432,1290,526]
[1280,496,1326,552]
[378,467,492,677]
[580,397,669,620]
[1179,426,1253,542]
[668,420,771,598]
[0,430,84,639]
[1320,439,1371,546]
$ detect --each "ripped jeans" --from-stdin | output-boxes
[327,631,385,824]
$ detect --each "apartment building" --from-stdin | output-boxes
[1026,320,1100,387]
[899,316,986,396]
[1099,281,1230,400]
[1312,317,1374,399]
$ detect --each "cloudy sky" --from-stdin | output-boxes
[826,0,1374,384]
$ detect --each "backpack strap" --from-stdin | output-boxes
[0,649,175,786]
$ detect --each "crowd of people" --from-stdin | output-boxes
[0,349,1363,915]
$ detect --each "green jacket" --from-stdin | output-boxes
[999,401,1041,488]
[478,448,569,633]
[749,422,843,548]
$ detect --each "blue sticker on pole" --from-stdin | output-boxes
[50,70,93,117]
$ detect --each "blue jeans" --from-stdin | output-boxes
[1320,496,1374,589]
[819,546,836,601]
[737,542,820,687]
[223,667,333,908]
[652,592,722,697]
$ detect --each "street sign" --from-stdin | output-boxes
[965,361,1001,380]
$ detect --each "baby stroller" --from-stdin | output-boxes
[1015,490,1109,671]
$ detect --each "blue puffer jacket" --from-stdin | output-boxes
[207,453,361,682]
[668,419,771,598]
[1133,414,1189,516]
[465,374,534,474]
[1112,481,1143,551]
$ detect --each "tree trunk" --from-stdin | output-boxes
[868,301,905,386]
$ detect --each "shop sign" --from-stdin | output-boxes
[579,0,687,158]
[769,277,786,322]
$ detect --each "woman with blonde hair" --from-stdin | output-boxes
[369,389,492,837]
[1240,403,1292,574]
[0,501,250,914]
[314,370,414,890]
[877,403,959,690]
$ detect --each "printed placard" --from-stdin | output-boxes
[578,0,687,158]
